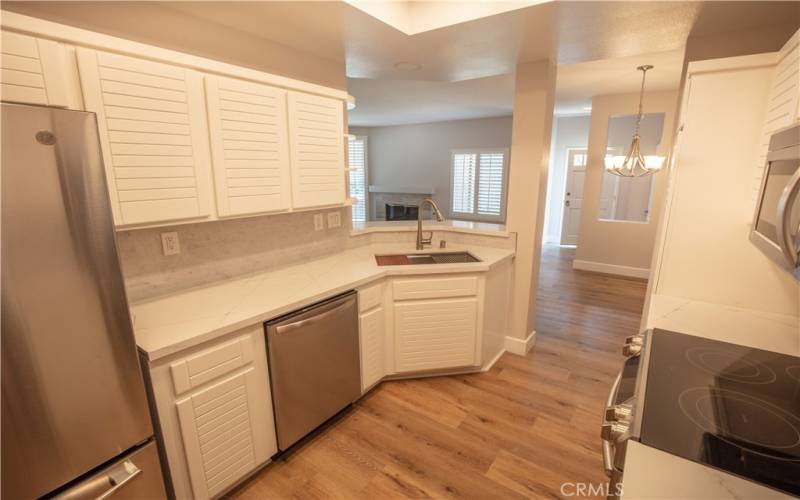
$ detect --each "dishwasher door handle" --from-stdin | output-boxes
[275,300,353,335]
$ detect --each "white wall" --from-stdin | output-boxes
[543,115,590,243]
[574,90,679,276]
[653,60,797,316]
[351,116,513,220]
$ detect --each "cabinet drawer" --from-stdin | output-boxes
[170,335,254,395]
[358,282,383,312]
[392,275,478,301]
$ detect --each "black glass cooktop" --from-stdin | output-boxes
[640,329,800,496]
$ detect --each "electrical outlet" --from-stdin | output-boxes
[161,232,180,256]
[313,213,324,231]
[327,211,341,228]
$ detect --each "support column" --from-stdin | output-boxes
[504,59,556,355]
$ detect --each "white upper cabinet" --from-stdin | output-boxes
[1,31,69,107]
[76,48,214,226]
[287,91,346,208]
[205,75,291,217]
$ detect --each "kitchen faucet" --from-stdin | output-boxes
[416,198,445,250]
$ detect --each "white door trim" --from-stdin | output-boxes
[559,147,587,245]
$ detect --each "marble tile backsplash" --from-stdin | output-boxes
[117,210,515,301]
[117,210,358,301]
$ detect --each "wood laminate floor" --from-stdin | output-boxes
[231,245,648,499]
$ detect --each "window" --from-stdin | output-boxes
[450,149,508,222]
[348,135,367,222]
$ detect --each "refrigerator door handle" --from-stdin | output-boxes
[55,461,141,500]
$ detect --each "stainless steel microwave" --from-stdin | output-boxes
[750,123,800,279]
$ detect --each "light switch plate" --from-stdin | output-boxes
[314,213,324,231]
[161,232,180,256]
[327,211,341,228]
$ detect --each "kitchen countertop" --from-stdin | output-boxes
[621,440,789,499]
[132,243,514,362]
[351,220,510,237]
[644,293,799,356]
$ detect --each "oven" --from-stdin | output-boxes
[600,332,650,500]
[750,123,800,279]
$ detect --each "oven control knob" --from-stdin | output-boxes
[601,421,630,442]
[625,335,643,346]
[622,343,642,357]
[604,403,633,423]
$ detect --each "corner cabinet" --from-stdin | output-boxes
[392,275,480,372]
[142,325,277,499]
[76,48,215,227]
[287,91,346,208]
[205,75,292,217]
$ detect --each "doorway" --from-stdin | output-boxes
[559,148,587,245]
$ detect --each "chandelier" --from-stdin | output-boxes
[604,65,665,177]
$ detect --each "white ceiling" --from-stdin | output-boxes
[554,49,686,117]
[348,74,515,127]
[147,1,797,83]
[6,1,796,127]
[348,49,685,126]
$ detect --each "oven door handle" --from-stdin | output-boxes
[776,167,800,270]
[602,369,624,477]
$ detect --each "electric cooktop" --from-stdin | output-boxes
[640,329,800,496]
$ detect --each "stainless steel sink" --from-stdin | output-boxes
[375,251,481,266]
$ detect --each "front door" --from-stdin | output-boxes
[560,148,587,245]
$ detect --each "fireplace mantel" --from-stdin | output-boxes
[368,185,436,195]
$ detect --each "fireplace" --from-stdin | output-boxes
[385,204,419,221]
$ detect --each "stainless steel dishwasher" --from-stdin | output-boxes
[265,290,361,452]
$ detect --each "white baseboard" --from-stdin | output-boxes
[505,330,536,356]
[572,259,650,279]
[481,348,506,372]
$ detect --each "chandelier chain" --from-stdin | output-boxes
[634,65,652,136]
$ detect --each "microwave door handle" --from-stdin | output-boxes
[776,168,800,269]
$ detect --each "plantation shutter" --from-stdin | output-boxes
[452,153,477,215]
[451,150,507,222]
[477,152,505,217]
[348,136,367,222]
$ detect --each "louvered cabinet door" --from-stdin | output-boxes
[205,75,291,216]
[1,31,69,107]
[76,48,214,226]
[175,367,273,499]
[359,306,385,392]
[287,91,346,208]
[393,297,478,373]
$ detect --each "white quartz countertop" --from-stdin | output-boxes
[621,440,791,499]
[351,220,510,237]
[132,243,514,362]
[645,294,799,356]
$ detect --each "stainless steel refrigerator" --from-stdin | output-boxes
[1,103,166,499]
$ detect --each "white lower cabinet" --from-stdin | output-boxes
[358,282,387,392]
[393,297,478,372]
[144,324,276,499]
[356,275,482,382]
[391,275,480,373]
[359,305,385,392]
